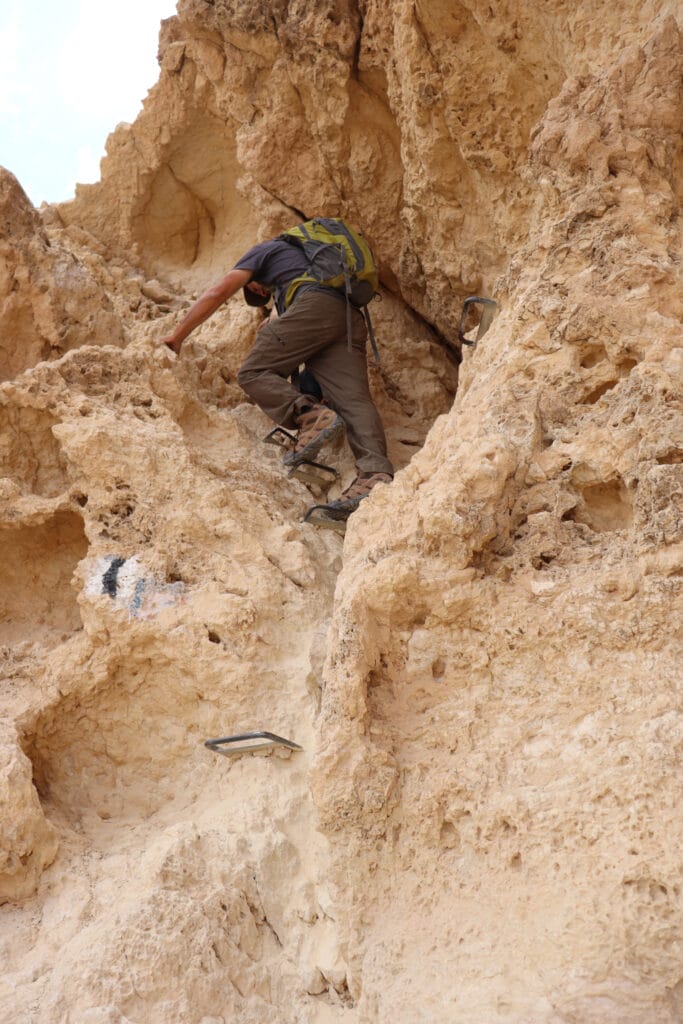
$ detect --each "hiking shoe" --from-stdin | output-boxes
[283,404,344,467]
[341,472,393,501]
[319,472,393,518]
[304,472,392,532]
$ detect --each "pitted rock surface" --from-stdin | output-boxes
[0,3,681,1022]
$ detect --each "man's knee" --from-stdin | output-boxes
[236,361,254,392]
[237,357,268,396]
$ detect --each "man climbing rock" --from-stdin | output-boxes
[159,223,393,527]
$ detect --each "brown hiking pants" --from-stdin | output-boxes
[237,288,393,475]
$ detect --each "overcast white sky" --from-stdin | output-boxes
[0,0,177,206]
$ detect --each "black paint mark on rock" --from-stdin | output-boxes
[102,557,126,598]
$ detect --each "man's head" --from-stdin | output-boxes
[243,280,272,307]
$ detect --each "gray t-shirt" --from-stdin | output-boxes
[233,239,309,315]
[233,238,343,315]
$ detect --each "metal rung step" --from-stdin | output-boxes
[204,731,303,757]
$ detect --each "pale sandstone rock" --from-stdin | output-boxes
[0,730,58,902]
[313,12,683,1023]
[0,3,681,1024]
[0,168,126,382]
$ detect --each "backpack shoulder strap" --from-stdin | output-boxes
[364,307,381,364]
[279,231,305,248]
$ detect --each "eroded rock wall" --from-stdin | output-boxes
[0,2,681,1023]
[0,171,125,382]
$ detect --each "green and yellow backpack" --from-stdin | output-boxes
[279,217,381,361]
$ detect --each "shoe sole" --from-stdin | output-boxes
[303,504,350,534]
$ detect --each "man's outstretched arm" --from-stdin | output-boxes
[159,268,252,354]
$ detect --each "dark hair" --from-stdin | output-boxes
[243,285,271,307]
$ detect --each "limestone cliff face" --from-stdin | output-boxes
[1,3,681,1023]
[0,172,125,382]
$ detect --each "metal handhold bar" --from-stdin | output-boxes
[204,731,303,757]
[458,296,498,347]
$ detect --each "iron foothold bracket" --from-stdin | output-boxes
[204,731,303,757]
[263,427,297,450]
[458,296,498,347]
[287,460,339,487]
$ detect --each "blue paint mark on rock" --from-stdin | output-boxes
[88,554,186,620]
